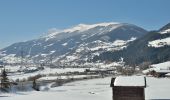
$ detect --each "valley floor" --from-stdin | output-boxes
[0,76,170,100]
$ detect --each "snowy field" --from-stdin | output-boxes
[0,77,112,100]
[1,76,170,100]
[145,77,170,100]
[6,67,91,81]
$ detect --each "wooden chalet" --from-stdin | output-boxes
[110,76,146,100]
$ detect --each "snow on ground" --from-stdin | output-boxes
[3,65,21,72]
[1,54,20,64]
[7,68,88,81]
[148,37,170,48]
[44,43,54,48]
[112,37,136,47]
[91,62,122,68]
[38,75,99,81]
[0,77,112,100]
[0,76,170,100]
[65,55,78,62]
[62,42,68,46]
[145,77,170,99]
[89,37,134,52]
[50,50,55,54]
[159,28,170,34]
[57,37,135,65]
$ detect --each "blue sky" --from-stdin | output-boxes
[0,0,170,49]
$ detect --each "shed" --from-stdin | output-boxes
[110,76,146,100]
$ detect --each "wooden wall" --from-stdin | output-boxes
[112,86,145,100]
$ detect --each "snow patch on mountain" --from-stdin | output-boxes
[1,54,18,63]
[44,22,122,41]
[50,50,55,54]
[54,37,135,65]
[62,42,68,46]
[159,28,170,34]
[148,37,170,48]
[44,43,54,49]
[63,22,118,33]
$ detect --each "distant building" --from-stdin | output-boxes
[110,76,146,100]
[154,70,170,77]
[165,73,170,77]
[143,62,170,77]
[144,69,170,77]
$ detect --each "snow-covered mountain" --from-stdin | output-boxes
[94,23,170,65]
[148,23,170,48]
[0,22,147,65]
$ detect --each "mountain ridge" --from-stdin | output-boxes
[93,23,170,66]
[0,22,147,65]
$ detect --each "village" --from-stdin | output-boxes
[0,60,170,100]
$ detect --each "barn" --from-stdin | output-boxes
[110,76,146,100]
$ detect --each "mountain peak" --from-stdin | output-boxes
[44,22,123,40]
[59,22,121,33]
[159,23,170,34]
[160,23,170,30]
[63,22,121,33]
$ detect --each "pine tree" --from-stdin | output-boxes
[32,79,39,91]
[0,68,10,91]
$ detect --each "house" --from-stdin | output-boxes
[143,61,170,77]
[155,70,170,77]
[165,73,170,77]
[110,76,146,100]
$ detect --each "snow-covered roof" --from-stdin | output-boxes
[155,70,170,73]
[143,61,170,74]
[165,73,170,76]
[151,61,170,70]
[113,76,146,87]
